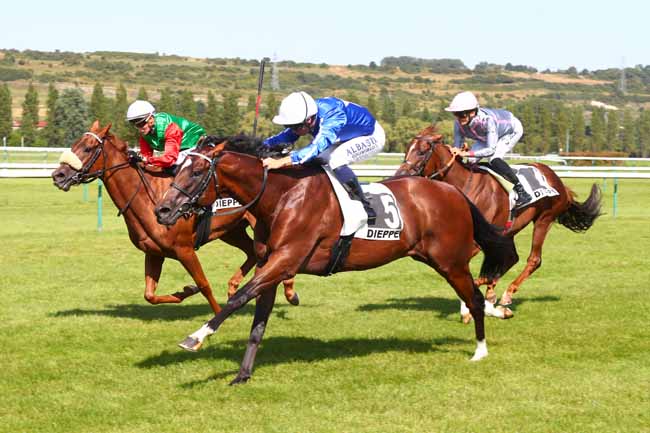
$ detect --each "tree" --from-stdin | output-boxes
[389,117,430,152]
[554,104,570,153]
[20,82,39,146]
[381,94,397,126]
[112,83,135,144]
[264,93,279,120]
[89,82,109,124]
[0,83,12,142]
[222,91,241,135]
[621,108,636,154]
[203,90,221,135]
[366,94,379,118]
[638,109,650,157]
[157,87,175,113]
[177,90,197,120]
[590,107,606,152]
[42,83,59,146]
[605,109,621,151]
[53,88,89,147]
[136,87,149,101]
[570,106,586,152]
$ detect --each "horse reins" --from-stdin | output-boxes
[170,151,269,218]
[73,131,157,215]
[403,135,455,180]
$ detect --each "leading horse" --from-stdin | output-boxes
[395,125,601,311]
[154,136,519,384]
[52,121,297,315]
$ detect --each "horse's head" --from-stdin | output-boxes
[395,126,452,178]
[52,120,123,191]
[155,138,227,226]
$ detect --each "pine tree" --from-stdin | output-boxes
[638,109,650,157]
[20,82,39,146]
[590,107,606,152]
[0,83,12,142]
[366,94,378,118]
[621,108,636,155]
[157,87,175,113]
[605,109,621,151]
[264,93,279,120]
[570,106,586,152]
[554,104,570,154]
[89,82,108,124]
[381,95,397,126]
[137,87,149,101]
[112,83,136,144]
[53,88,89,146]
[177,90,197,120]
[42,83,59,146]
[203,90,222,135]
[222,91,241,135]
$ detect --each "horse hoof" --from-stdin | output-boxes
[183,285,201,296]
[178,336,202,352]
[499,295,513,306]
[461,313,473,324]
[229,375,250,386]
[500,306,514,319]
[287,292,300,306]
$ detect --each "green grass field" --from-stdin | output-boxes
[1,178,649,433]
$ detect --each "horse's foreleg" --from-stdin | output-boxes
[143,254,198,305]
[500,219,550,306]
[177,251,222,315]
[230,285,278,385]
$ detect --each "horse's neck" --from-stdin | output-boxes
[101,154,162,220]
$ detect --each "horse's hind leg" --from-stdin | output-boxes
[439,262,488,361]
[219,222,299,305]
[500,218,552,306]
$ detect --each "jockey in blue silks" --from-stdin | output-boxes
[262,91,385,225]
[446,91,532,207]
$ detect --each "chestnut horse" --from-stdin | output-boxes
[51,121,297,315]
[154,136,519,384]
[395,125,601,310]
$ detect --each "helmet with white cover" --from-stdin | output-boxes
[272,91,318,126]
[126,100,156,122]
[445,91,479,112]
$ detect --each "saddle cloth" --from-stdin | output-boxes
[477,164,559,210]
[211,197,242,212]
[323,166,404,240]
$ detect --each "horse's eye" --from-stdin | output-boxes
[192,171,202,178]
[83,147,92,153]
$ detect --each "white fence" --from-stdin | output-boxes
[3,147,650,180]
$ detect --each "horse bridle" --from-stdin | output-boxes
[403,135,455,180]
[169,151,269,218]
[68,131,156,215]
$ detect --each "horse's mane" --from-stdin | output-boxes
[200,134,285,158]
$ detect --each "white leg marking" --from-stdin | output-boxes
[470,339,488,361]
[189,323,215,343]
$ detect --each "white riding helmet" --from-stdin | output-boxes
[126,100,156,122]
[272,91,318,126]
[445,91,479,112]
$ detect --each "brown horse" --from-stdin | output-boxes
[51,121,297,315]
[395,125,601,311]
[154,136,519,384]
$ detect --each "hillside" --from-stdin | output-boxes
[1,49,649,155]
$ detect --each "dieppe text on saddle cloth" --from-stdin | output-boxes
[211,197,242,212]
[323,166,404,240]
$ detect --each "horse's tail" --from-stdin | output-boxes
[557,184,602,232]
[466,198,519,281]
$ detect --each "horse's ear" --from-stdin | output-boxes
[90,120,100,131]
[99,123,112,136]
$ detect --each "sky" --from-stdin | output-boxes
[1,0,646,72]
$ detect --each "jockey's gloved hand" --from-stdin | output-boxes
[127,149,144,164]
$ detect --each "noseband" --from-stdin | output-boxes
[403,135,455,179]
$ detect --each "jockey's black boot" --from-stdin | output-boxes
[513,182,532,207]
[344,178,376,226]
